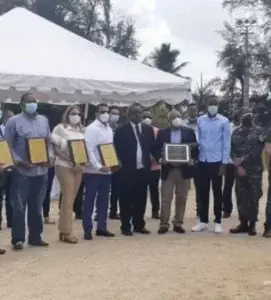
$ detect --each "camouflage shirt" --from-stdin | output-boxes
[231,125,264,171]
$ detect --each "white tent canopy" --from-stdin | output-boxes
[0,7,191,106]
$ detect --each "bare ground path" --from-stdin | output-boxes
[1,174,271,300]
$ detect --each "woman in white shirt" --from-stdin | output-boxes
[52,105,85,244]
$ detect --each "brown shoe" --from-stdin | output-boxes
[248,222,257,236]
[158,227,169,234]
[44,217,56,225]
[263,230,271,238]
[0,248,6,255]
[229,222,248,234]
[59,233,78,244]
[173,225,185,234]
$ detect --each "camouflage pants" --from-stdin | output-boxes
[235,172,263,222]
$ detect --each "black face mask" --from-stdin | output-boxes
[241,114,253,127]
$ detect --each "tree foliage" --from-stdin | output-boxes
[144,43,190,79]
[0,0,140,58]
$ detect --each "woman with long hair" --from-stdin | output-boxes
[52,105,85,244]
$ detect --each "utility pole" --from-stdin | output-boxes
[236,18,257,110]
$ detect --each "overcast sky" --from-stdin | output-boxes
[112,0,236,88]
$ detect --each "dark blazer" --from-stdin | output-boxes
[114,123,158,172]
[156,126,198,180]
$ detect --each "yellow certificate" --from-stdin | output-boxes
[68,140,89,165]
[98,143,119,168]
[0,140,14,167]
[27,138,49,165]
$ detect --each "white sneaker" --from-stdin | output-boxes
[191,222,208,232]
[214,223,223,234]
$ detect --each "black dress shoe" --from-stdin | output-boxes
[248,222,257,236]
[109,213,120,220]
[173,226,185,234]
[84,233,93,240]
[75,215,82,220]
[152,212,160,220]
[28,240,49,247]
[7,223,12,228]
[229,222,249,234]
[13,241,23,251]
[96,229,115,237]
[0,248,6,255]
[121,230,133,236]
[223,212,231,219]
[134,228,151,234]
[158,227,169,234]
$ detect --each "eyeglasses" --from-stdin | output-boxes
[70,112,81,116]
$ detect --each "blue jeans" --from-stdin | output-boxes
[83,174,111,234]
[11,170,47,245]
[265,172,271,230]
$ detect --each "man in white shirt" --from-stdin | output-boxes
[83,103,115,240]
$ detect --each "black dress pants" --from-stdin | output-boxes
[193,164,201,216]
[222,164,235,215]
[0,171,13,227]
[148,170,160,214]
[119,168,148,232]
[43,167,55,218]
[198,161,223,224]
[109,171,120,216]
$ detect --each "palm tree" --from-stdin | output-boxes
[144,43,190,79]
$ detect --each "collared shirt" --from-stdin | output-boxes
[182,119,198,141]
[130,121,144,169]
[5,112,53,177]
[197,113,231,164]
[151,126,160,171]
[170,129,181,143]
[84,119,113,174]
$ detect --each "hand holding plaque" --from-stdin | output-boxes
[27,138,49,165]
[0,140,14,168]
[67,139,89,166]
[98,143,119,168]
[163,143,190,164]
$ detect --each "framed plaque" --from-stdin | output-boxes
[98,143,119,168]
[26,137,49,165]
[163,143,190,163]
[67,139,89,165]
[0,140,14,168]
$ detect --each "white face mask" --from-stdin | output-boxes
[142,118,152,125]
[171,117,182,128]
[207,105,218,116]
[69,115,81,125]
[110,114,119,123]
[99,112,109,123]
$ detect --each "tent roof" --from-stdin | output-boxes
[0,7,191,106]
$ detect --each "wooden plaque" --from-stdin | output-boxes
[0,140,14,168]
[67,139,89,165]
[98,143,119,168]
[163,143,190,163]
[26,137,49,165]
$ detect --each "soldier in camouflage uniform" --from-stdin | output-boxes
[229,111,264,236]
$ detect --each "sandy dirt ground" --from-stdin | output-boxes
[1,173,271,300]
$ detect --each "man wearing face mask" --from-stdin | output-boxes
[114,104,158,236]
[230,110,264,236]
[142,109,160,219]
[182,102,200,217]
[192,96,231,234]
[83,103,115,240]
[156,109,197,234]
[108,106,120,219]
[5,93,53,251]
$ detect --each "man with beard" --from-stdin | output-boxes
[229,111,264,236]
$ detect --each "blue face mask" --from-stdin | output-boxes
[110,114,119,123]
[207,105,218,116]
[24,102,38,115]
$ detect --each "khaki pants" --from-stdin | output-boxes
[160,168,189,228]
[56,166,82,235]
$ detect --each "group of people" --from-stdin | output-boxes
[0,93,271,256]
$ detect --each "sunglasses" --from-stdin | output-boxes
[70,112,81,116]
